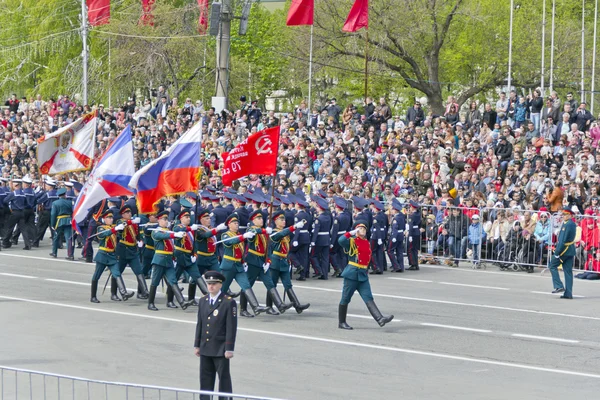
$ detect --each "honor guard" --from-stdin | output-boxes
[173,209,204,307]
[90,211,134,303]
[289,194,312,281]
[337,221,394,330]
[280,196,295,227]
[406,200,422,270]
[83,198,109,263]
[195,209,228,277]
[548,207,578,299]
[33,179,58,248]
[269,210,310,314]
[147,210,194,311]
[387,199,406,272]
[49,188,74,259]
[167,195,182,222]
[219,213,269,316]
[115,204,149,300]
[369,200,388,274]
[240,210,292,317]
[310,196,332,279]
[330,197,352,278]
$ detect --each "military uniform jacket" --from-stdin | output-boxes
[173,224,196,267]
[371,211,389,241]
[220,231,245,272]
[37,189,58,211]
[194,292,237,357]
[50,198,73,229]
[234,207,249,232]
[391,212,406,242]
[23,187,36,209]
[4,189,26,211]
[195,226,220,267]
[151,228,176,268]
[116,219,140,260]
[245,227,269,266]
[210,205,229,227]
[408,211,422,237]
[339,233,371,282]
[292,210,312,245]
[355,210,373,239]
[311,212,332,246]
[331,210,352,250]
[139,216,155,259]
[95,225,118,265]
[554,219,577,259]
[284,209,295,228]
[270,227,296,271]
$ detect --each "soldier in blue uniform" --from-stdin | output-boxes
[50,188,74,259]
[83,199,109,263]
[115,204,149,300]
[353,197,372,240]
[281,196,296,227]
[330,197,352,277]
[167,195,182,223]
[406,201,422,270]
[310,196,332,279]
[338,221,394,330]
[140,210,158,279]
[16,177,36,249]
[369,200,388,274]
[223,192,235,214]
[289,194,312,281]
[387,199,406,272]
[549,207,578,299]
[232,195,249,234]
[0,178,8,250]
[89,210,134,303]
[33,179,58,247]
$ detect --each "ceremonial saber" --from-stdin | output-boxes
[102,272,112,295]
[87,223,158,240]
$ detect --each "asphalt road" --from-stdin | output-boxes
[1,240,599,400]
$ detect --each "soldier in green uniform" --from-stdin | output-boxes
[194,209,228,299]
[140,212,158,279]
[220,213,269,316]
[173,209,205,307]
[147,210,193,311]
[549,207,578,299]
[89,210,134,303]
[269,210,310,314]
[338,220,394,330]
[114,204,149,300]
[50,188,74,260]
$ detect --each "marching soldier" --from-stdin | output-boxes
[289,195,312,281]
[20,177,37,250]
[140,211,158,279]
[548,207,578,299]
[89,211,133,303]
[406,200,422,270]
[241,210,292,317]
[370,200,388,274]
[310,196,332,279]
[219,213,269,316]
[147,210,193,311]
[269,210,310,314]
[49,188,74,260]
[337,221,394,330]
[195,208,227,279]
[387,199,406,272]
[330,197,352,277]
[33,179,58,248]
[173,209,205,307]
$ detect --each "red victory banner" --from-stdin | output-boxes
[221,126,280,187]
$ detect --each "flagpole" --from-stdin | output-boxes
[81,0,88,105]
[364,29,368,101]
[308,24,314,112]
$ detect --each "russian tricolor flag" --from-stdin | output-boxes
[129,122,202,214]
[72,125,135,231]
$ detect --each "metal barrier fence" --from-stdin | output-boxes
[0,365,286,400]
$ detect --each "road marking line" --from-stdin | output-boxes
[420,323,492,333]
[0,295,599,380]
[0,272,37,279]
[530,291,585,298]
[45,278,90,286]
[439,282,510,291]
[294,285,600,321]
[0,253,88,265]
[387,278,433,283]
[511,334,580,344]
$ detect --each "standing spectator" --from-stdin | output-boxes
[574,102,595,132]
[528,89,544,131]
[406,101,425,126]
[467,214,483,268]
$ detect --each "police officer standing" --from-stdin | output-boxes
[310,196,332,279]
[330,197,352,277]
[289,195,312,281]
[406,201,422,270]
[369,200,388,274]
[387,199,406,272]
[33,179,58,247]
[194,270,237,400]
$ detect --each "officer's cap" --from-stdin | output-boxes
[178,210,191,220]
[197,208,210,219]
[12,179,22,184]
[317,189,327,199]
[312,196,328,210]
[353,220,369,231]
[333,196,347,209]
[72,181,83,191]
[44,179,57,186]
[101,210,114,219]
[120,204,133,214]
[409,200,420,209]
[249,209,263,221]
[272,210,285,220]
[204,270,226,284]
[63,181,74,187]
[22,177,33,184]
[57,188,67,196]
[180,198,193,209]
[372,200,384,211]
[280,195,292,205]
[226,213,239,225]
[157,210,169,219]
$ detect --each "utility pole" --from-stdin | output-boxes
[507,0,514,92]
[81,0,88,105]
[214,0,232,111]
[541,0,546,95]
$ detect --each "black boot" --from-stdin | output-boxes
[148,285,158,311]
[136,274,149,299]
[366,300,394,327]
[239,293,254,318]
[338,304,353,330]
[166,286,178,308]
[116,276,135,301]
[196,277,209,296]
[265,291,280,315]
[90,280,100,303]
[188,283,198,306]
[110,277,121,301]
[269,288,293,314]
[286,288,310,314]
[171,283,193,310]
[243,288,269,315]
[227,290,241,298]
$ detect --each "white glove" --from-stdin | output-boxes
[243,231,256,239]
[114,224,125,231]
[409,236,413,243]
[392,238,397,243]
[190,224,200,231]
[378,239,383,245]
[191,256,197,263]
[263,262,270,273]
[216,223,227,231]
[132,217,141,224]
[349,229,358,236]
[243,263,249,272]
[405,224,409,231]
[265,227,273,234]
[294,220,305,229]
[310,242,315,247]
[292,241,299,247]
[137,240,144,248]
[330,244,334,248]
[174,231,185,238]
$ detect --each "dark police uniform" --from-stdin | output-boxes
[310,196,332,279]
[330,198,352,277]
[369,202,388,274]
[387,201,406,272]
[34,184,58,247]
[407,201,422,270]
[3,181,30,249]
[289,199,312,280]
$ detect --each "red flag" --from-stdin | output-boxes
[286,0,314,26]
[87,0,110,26]
[342,0,368,32]
[221,127,280,187]
[198,0,210,34]
[139,0,155,26]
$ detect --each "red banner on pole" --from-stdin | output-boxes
[87,0,110,26]
[221,127,280,187]
[198,0,210,34]
[342,0,368,32]
[286,0,314,26]
[139,0,156,26]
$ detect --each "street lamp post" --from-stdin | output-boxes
[541,0,546,95]
[507,0,514,92]
[549,0,556,92]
